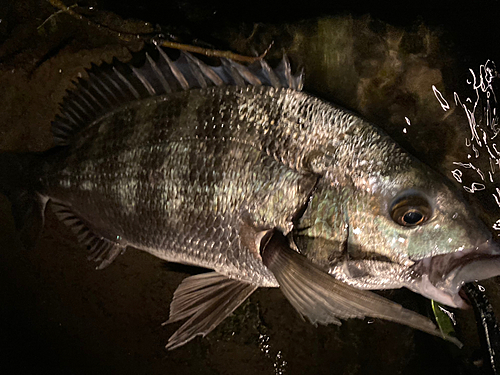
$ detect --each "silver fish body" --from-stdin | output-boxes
[43,85,324,287]
[44,81,497,305]
[4,48,499,348]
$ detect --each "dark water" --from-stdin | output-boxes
[1,1,500,374]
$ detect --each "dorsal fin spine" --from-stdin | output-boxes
[63,111,79,127]
[72,94,92,119]
[81,79,110,108]
[54,117,72,131]
[184,53,224,86]
[259,59,281,88]
[98,72,120,100]
[221,59,245,86]
[146,52,172,93]
[64,106,84,124]
[100,71,126,102]
[131,66,156,96]
[52,47,304,146]
[281,56,293,88]
[112,66,141,99]
[157,47,190,90]
[229,59,261,86]
[75,90,97,114]
[80,85,105,110]
[93,79,118,105]
[182,52,208,89]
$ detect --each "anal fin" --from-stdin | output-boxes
[164,272,257,350]
[51,202,125,269]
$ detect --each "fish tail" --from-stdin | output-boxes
[0,152,48,250]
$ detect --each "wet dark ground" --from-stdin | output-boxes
[1,1,500,374]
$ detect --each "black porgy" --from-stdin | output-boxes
[1,46,499,349]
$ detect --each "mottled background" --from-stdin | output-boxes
[1,1,500,374]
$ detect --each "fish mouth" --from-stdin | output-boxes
[409,240,500,308]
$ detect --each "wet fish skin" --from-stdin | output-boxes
[295,140,496,307]
[43,86,322,286]
[45,80,495,307]
[2,48,498,348]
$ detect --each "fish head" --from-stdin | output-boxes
[295,158,500,309]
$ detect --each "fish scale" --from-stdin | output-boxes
[43,88,319,286]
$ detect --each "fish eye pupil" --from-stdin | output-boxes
[389,193,432,226]
[403,210,423,225]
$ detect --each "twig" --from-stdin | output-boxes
[37,3,77,32]
[156,40,272,63]
[47,0,84,21]
[45,0,269,63]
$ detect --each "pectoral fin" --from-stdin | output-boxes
[261,229,462,347]
[164,272,257,350]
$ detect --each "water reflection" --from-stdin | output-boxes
[259,333,288,375]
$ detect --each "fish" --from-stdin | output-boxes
[0,44,498,350]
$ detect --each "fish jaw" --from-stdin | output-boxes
[409,240,500,308]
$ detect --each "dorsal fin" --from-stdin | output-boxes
[52,46,304,146]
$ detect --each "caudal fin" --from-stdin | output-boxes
[0,152,47,250]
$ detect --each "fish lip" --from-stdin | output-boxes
[410,240,500,308]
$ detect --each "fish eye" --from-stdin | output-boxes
[390,194,432,226]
